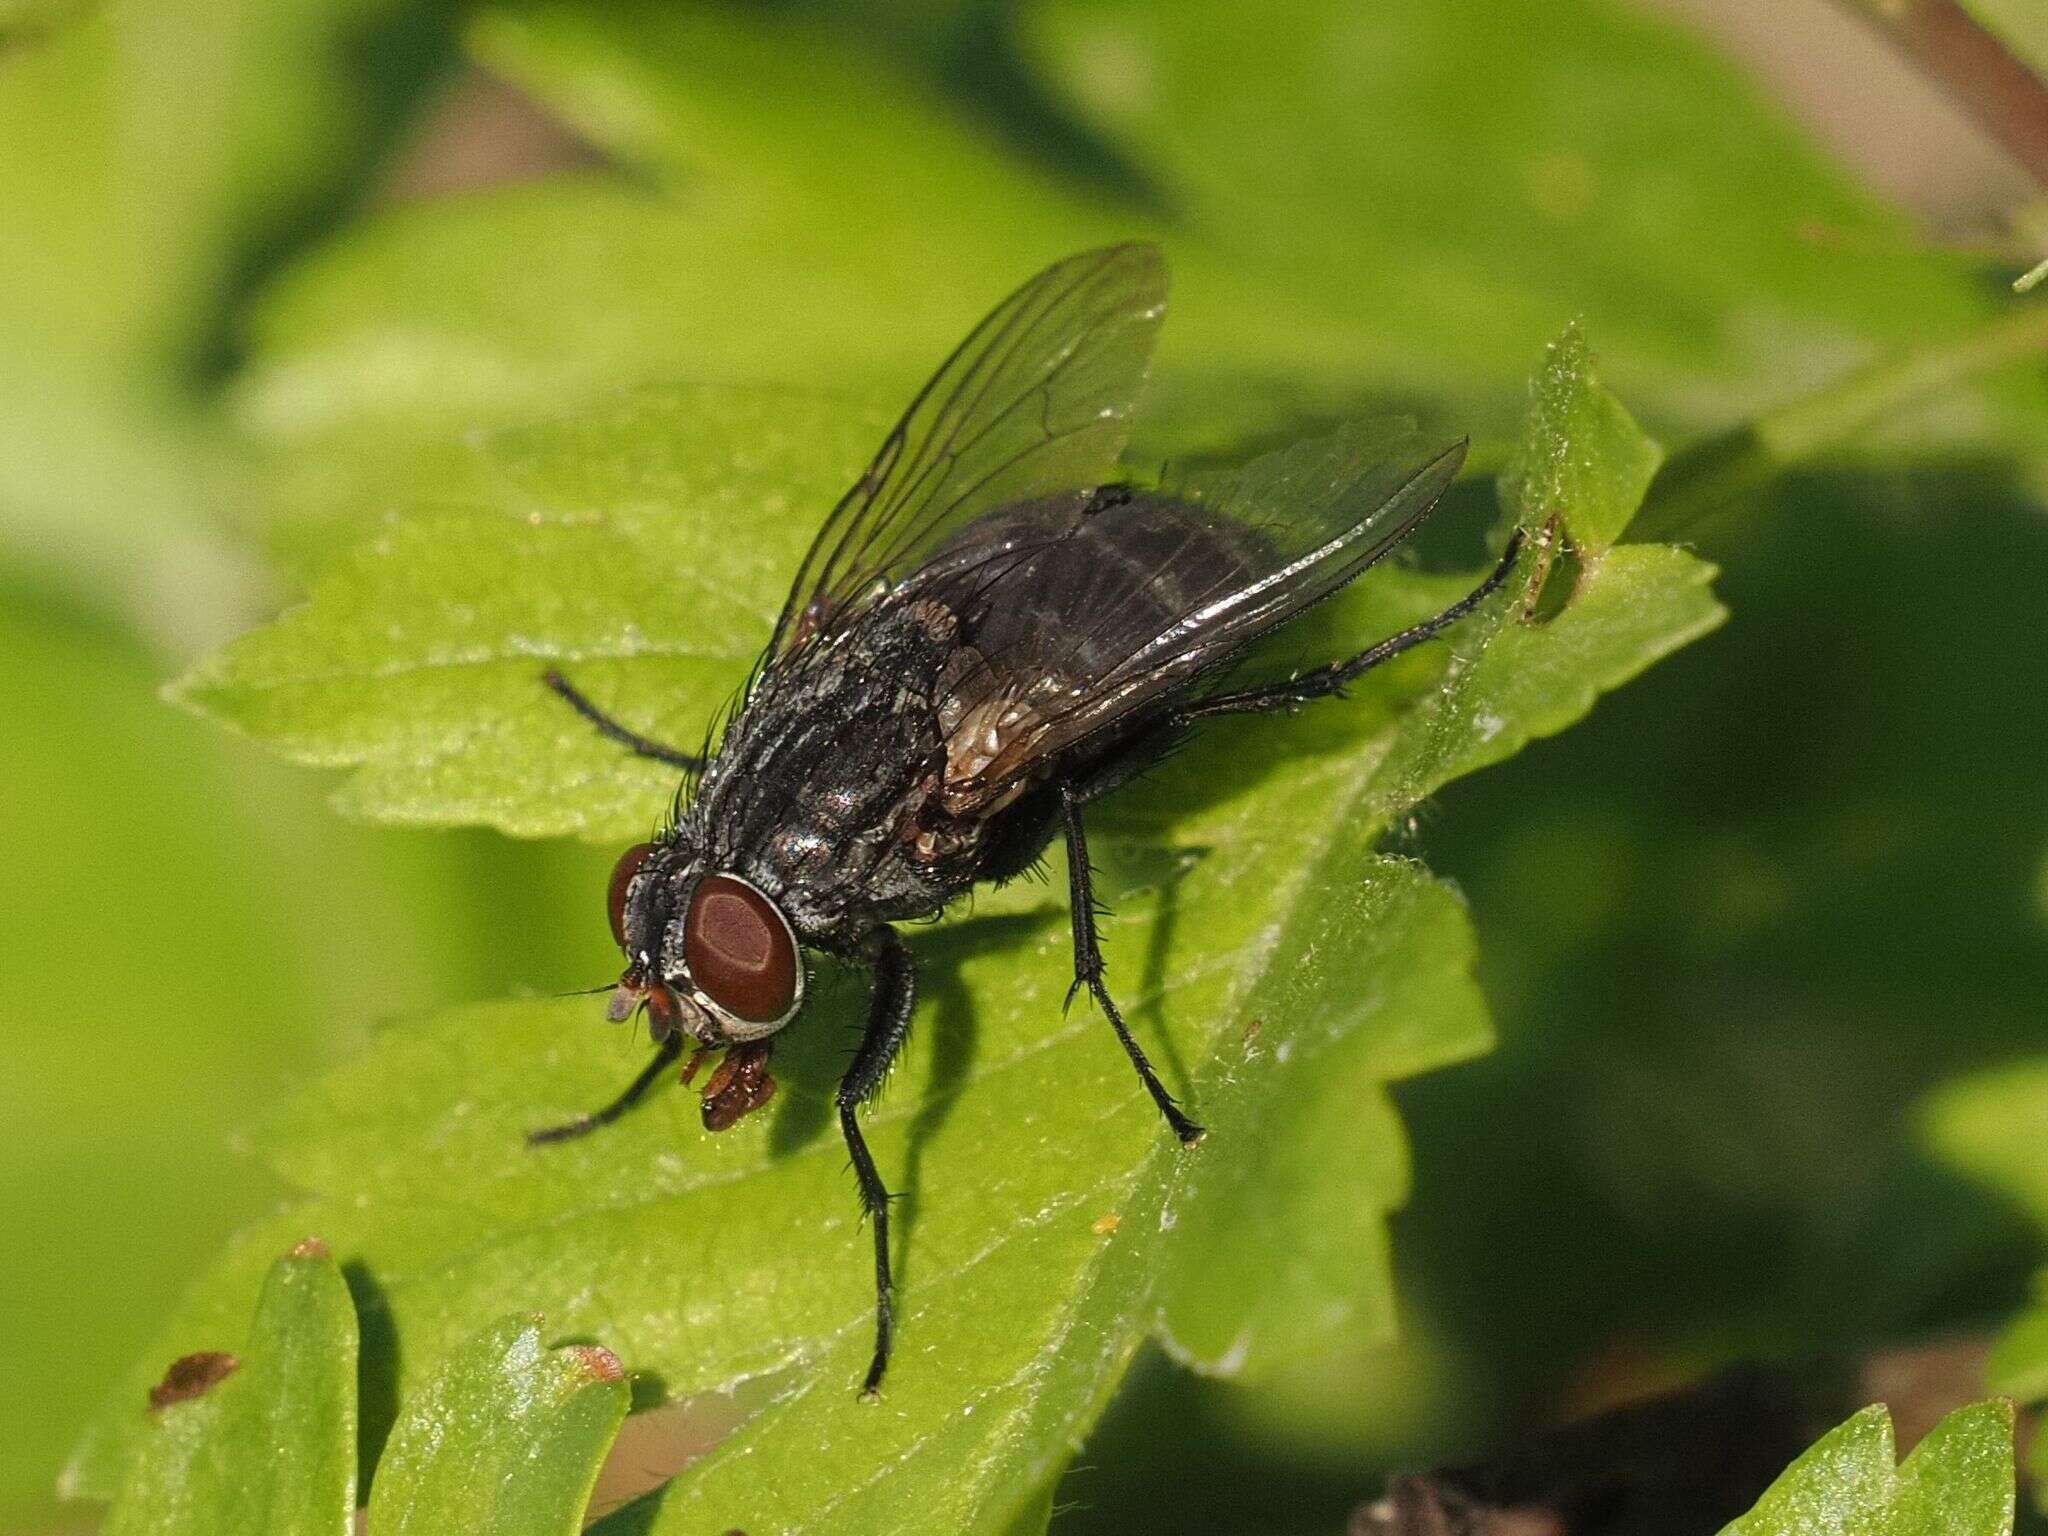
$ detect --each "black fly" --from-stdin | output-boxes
[529,244,1525,1395]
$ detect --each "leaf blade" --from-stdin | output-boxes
[1501,321,1664,549]
[367,1314,630,1536]
[87,338,1724,1530]
[169,386,885,838]
[1716,1400,2015,1536]
[104,1241,357,1536]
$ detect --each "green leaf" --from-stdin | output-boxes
[1501,322,1663,549]
[1151,868,1470,1378]
[236,1,1120,438]
[90,341,1723,1530]
[1717,1400,2015,1536]
[0,600,597,1523]
[0,0,94,45]
[1920,1059,2048,1504]
[66,860,1468,1533]
[172,386,885,838]
[104,1241,357,1536]
[229,0,2048,548]
[1987,1300,2048,1404]
[96,1249,632,1535]
[1889,1403,2021,1536]
[1357,542,1720,829]
[0,0,447,642]
[1021,0,2046,449]
[174,382,1718,841]
[2032,1406,2048,1526]
[367,1315,630,1536]
[0,0,433,388]
[1922,1061,2048,1235]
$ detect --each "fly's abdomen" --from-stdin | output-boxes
[904,489,1274,815]
[924,490,1267,694]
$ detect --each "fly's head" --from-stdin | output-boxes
[604,837,806,1049]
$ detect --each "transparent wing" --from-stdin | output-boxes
[768,243,1166,657]
[916,421,1471,813]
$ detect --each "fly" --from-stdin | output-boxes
[528,244,1526,1395]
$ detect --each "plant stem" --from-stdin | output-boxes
[1634,299,2048,540]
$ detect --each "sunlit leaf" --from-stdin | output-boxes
[95,1251,631,1535]
[1501,322,1663,550]
[1023,0,2048,451]
[171,386,884,838]
[368,1315,630,1536]
[0,0,443,644]
[1921,1060,2048,1508]
[103,1242,356,1536]
[1717,1400,2013,1536]
[84,336,1723,1531]
[227,0,2048,549]
[0,0,94,45]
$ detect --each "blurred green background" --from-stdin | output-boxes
[4,0,2047,1531]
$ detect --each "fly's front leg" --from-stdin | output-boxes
[543,669,707,772]
[1060,784,1205,1145]
[1180,529,1526,722]
[527,1033,685,1145]
[839,926,918,1397]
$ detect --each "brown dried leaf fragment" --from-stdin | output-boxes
[147,1351,240,1411]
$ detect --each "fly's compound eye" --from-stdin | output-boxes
[684,874,800,1027]
[607,842,657,950]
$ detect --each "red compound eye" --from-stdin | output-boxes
[684,874,798,1025]
[606,842,656,949]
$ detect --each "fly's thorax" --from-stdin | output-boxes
[685,596,973,934]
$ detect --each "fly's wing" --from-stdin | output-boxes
[917,420,1471,814]
[766,243,1166,658]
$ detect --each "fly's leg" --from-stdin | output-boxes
[542,669,707,772]
[1060,784,1206,1146]
[527,1033,685,1145]
[839,926,918,1397]
[1179,530,1526,723]
[1049,537,1524,1143]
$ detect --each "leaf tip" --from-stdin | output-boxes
[159,655,245,734]
[157,662,208,713]
[566,1344,627,1384]
[1541,316,1591,371]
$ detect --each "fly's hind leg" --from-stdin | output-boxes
[543,669,707,772]
[1179,529,1526,723]
[1046,539,1526,1147]
[527,1033,685,1145]
[1058,783,1205,1146]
